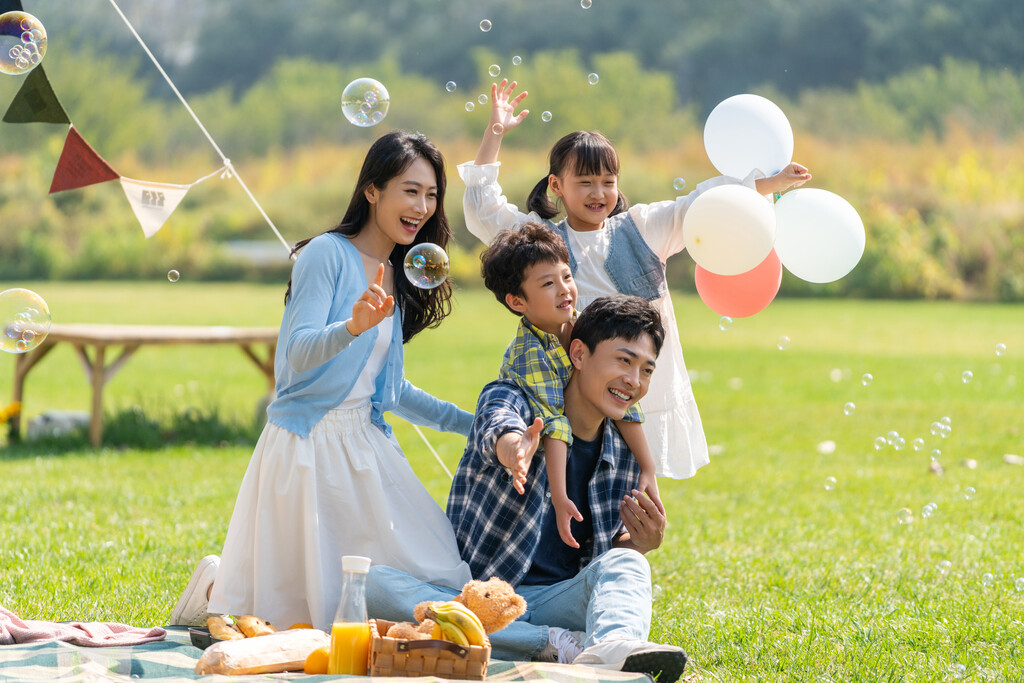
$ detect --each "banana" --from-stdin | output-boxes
[427,601,487,647]
[431,621,443,639]
[434,617,470,646]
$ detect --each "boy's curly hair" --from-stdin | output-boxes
[480,222,570,315]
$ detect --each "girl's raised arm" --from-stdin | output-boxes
[474,79,529,165]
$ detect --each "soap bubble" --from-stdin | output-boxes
[861,373,873,386]
[930,421,942,436]
[0,288,51,354]
[403,243,449,289]
[673,177,686,191]
[963,486,976,500]
[341,78,389,127]
[0,12,47,76]
[995,343,1006,356]
[488,64,501,78]
[950,664,966,679]
[823,476,836,491]
[842,402,855,416]
[921,502,937,518]
[873,436,887,450]
[912,438,925,451]
[886,430,900,445]
[478,93,489,105]
[588,72,600,85]
[512,55,522,66]
[981,572,994,587]
[938,560,952,575]
[897,508,912,525]
[893,437,906,450]
[718,316,733,331]
[167,269,180,282]
[777,335,790,351]
[940,416,952,426]
[961,370,973,383]
[940,423,952,438]
[479,19,492,31]
[1015,577,1024,592]
[491,123,504,136]
[445,81,456,93]
[930,448,941,462]
[581,0,593,7]
[465,101,475,112]
[541,111,552,122]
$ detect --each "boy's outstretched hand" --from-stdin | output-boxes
[347,263,394,336]
[554,496,585,549]
[496,417,543,494]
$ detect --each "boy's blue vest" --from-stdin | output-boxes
[548,212,667,301]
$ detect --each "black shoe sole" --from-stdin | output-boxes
[621,649,688,683]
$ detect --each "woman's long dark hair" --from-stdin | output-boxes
[526,130,629,220]
[284,131,454,343]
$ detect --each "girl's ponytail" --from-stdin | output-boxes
[526,175,559,219]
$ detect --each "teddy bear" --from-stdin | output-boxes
[385,577,527,639]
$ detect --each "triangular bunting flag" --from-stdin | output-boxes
[119,178,191,238]
[49,126,120,194]
[3,66,70,124]
[0,1,25,14]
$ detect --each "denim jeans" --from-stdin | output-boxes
[365,547,653,661]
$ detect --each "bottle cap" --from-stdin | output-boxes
[342,555,372,573]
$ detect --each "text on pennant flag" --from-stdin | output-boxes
[119,178,191,238]
[49,126,120,194]
[3,65,70,125]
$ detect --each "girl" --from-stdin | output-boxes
[459,80,811,480]
[173,131,473,631]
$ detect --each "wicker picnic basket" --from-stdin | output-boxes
[368,619,490,680]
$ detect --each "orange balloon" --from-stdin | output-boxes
[695,250,782,318]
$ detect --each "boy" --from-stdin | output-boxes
[480,222,664,549]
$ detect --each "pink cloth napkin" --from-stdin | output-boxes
[0,605,165,647]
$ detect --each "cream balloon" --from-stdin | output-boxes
[774,188,865,283]
[683,184,777,276]
[704,94,794,179]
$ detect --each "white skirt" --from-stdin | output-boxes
[208,403,472,630]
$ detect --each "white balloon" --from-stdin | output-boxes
[774,188,865,283]
[704,94,794,179]
[683,184,777,276]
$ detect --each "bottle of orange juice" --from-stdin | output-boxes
[328,555,372,675]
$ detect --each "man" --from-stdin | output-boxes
[367,295,687,683]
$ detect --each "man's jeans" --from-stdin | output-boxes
[366,548,653,661]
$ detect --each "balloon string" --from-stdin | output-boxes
[105,0,291,256]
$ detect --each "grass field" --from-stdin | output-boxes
[2,280,1022,681]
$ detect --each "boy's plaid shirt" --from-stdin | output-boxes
[445,379,641,587]
[498,316,642,447]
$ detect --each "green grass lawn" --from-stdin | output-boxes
[2,281,1023,681]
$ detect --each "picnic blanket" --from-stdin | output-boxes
[0,627,656,682]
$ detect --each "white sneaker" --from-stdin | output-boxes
[574,639,688,683]
[170,555,219,626]
[536,627,586,664]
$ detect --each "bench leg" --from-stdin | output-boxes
[89,345,106,448]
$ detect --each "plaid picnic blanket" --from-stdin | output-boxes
[0,627,655,682]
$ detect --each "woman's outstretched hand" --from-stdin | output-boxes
[489,78,530,133]
[347,263,395,336]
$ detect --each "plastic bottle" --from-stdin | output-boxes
[328,555,372,675]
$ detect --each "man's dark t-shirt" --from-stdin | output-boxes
[520,433,603,585]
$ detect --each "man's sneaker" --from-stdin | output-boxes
[574,639,688,683]
[170,555,219,626]
[536,627,586,664]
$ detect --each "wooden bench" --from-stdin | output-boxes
[8,323,278,447]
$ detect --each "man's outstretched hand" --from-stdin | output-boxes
[495,417,543,494]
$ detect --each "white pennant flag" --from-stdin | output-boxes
[120,178,192,238]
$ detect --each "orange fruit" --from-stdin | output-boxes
[288,622,314,630]
[304,646,330,675]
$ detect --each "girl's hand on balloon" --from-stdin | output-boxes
[347,263,394,336]
[760,162,812,196]
[489,78,529,134]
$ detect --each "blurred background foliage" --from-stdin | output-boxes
[1,0,1022,300]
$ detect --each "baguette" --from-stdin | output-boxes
[206,616,244,641]
[237,615,276,637]
[194,628,329,675]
